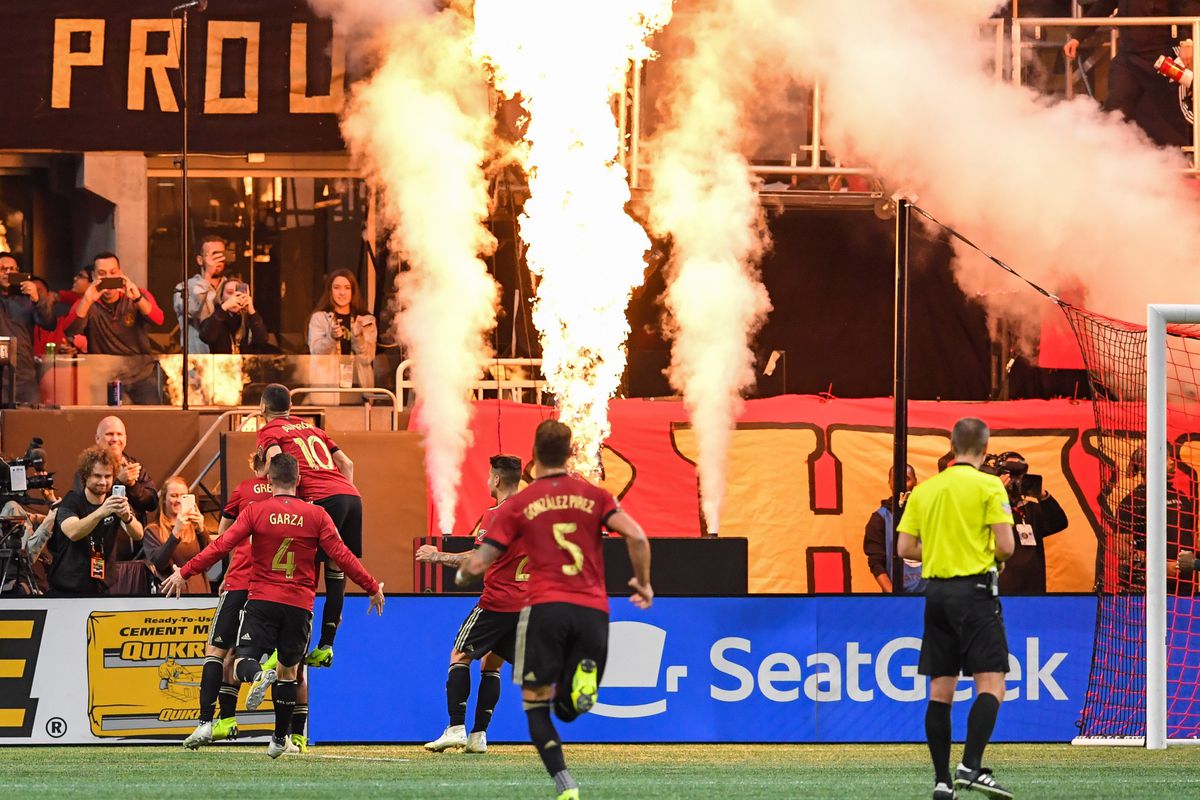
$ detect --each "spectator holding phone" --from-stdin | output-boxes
[143,476,212,594]
[307,269,377,387]
[0,252,55,404]
[199,277,270,354]
[174,235,227,355]
[65,252,165,404]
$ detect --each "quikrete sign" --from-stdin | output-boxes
[0,1,349,152]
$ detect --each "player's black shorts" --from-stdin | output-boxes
[453,605,520,664]
[514,602,609,688]
[919,575,1009,678]
[207,589,249,650]
[235,599,313,667]
[314,494,363,559]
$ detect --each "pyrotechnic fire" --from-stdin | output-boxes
[473,0,672,477]
[160,355,247,406]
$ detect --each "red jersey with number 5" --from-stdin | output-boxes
[256,416,359,502]
[219,477,272,592]
[484,474,619,613]
[180,495,378,610]
[474,501,528,613]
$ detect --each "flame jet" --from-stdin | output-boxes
[647,0,773,532]
[474,0,673,477]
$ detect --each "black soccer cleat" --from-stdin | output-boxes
[933,781,958,800]
[954,764,1012,800]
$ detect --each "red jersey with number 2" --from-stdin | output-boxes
[474,501,528,613]
[219,477,272,592]
[181,495,378,611]
[484,474,619,613]
[256,416,359,501]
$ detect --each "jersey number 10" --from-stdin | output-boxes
[293,436,334,470]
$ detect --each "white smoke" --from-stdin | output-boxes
[646,0,772,532]
[763,0,1200,325]
[314,0,499,534]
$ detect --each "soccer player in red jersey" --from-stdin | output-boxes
[182,449,271,749]
[457,420,653,800]
[255,383,361,667]
[417,453,526,754]
[163,453,384,759]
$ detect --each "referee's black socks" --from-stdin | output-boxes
[319,569,346,649]
[525,699,576,792]
[962,692,1001,771]
[925,700,953,786]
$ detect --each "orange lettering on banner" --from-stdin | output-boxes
[289,23,345,115]
[128,19,181,113]
[204,21,260,114]
[51,19,105,109]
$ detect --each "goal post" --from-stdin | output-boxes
[1147,304,1200,749]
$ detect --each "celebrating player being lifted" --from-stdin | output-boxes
[457,421,653,800]
[163,454,385,758]
[417,453,526,754]
[181,448,271,749]
[256,383,362,667]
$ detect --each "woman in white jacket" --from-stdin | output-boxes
[307,269,377,388]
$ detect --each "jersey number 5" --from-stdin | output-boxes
[293,435,334,470]
[272,537,296,579]
[552,523,584,576]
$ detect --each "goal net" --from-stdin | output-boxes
[1065,305,1200,745]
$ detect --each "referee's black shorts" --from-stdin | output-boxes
[919,575,1009,678]
[313,493,363,558]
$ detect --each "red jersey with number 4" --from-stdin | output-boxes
[484,474,619,613]
[474,501,528,613]
[181,495,378,610]
[219,477,272,592]
[256,416,359,502]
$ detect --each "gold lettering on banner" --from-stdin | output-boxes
[289,23,345,115]
[204,20,260,114]
[128,19,181,113]
[51,19,105,109]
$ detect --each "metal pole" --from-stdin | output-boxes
[892,197,911,588]
[811,83,822,168]
[1146,304,1167,750]
[179,8,190,411]
[1193,21,1199,170]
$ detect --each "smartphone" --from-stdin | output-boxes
[111,484,126,498]
[98,277,124,290]
[5,273,31,293]
[180,493,197,515]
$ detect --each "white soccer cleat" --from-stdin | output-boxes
[267,735,288,759]
[464,731,487,753]
[246,668,277,711]
[424,724,468,752]
[283,736,301,755]
[182,721,213,750]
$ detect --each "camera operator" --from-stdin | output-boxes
[199,278,270,354]
[987,452,1069,594]
[0,252,55,405]
[1110,445,1196,595]
[48,445,143,595]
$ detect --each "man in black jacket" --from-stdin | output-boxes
[1064,0,1200,146]
[0,252,55,404]
[995,453,1069,594]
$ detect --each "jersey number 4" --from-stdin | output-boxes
[552,523,584,576]
[272,537,296,579]
[293,435,334,470]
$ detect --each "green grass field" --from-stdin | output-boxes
[8,743,1198,799]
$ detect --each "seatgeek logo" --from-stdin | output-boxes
[595,623,1068,718]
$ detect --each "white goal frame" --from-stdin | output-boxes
[1147,304,1200,749]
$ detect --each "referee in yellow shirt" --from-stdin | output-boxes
[898,418,1016,800]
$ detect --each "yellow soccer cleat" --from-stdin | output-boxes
[570,659,598,714]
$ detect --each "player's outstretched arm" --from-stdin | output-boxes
[317,519,382,603]
[456,542,502,586]
[415,544,470,566]
[175,515,249,585]
[607,511,653,609]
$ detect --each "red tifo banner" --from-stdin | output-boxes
[410,396,1196,594]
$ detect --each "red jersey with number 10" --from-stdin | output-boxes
[219,477,272,592]
[484,474,619,613]
[474,501,528,613]
[256,416,359,502]
[181,495,378,610]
